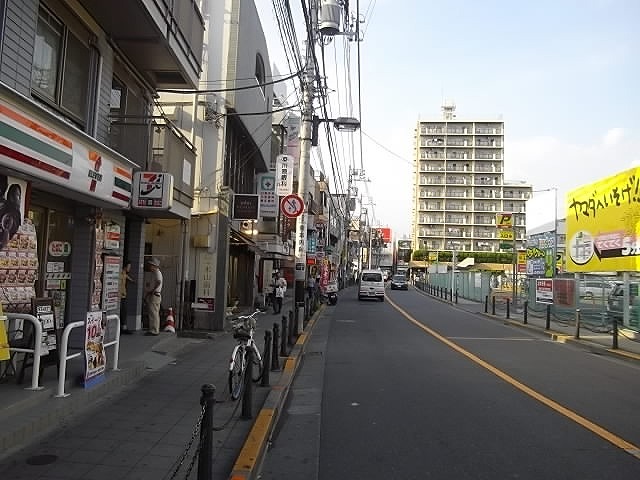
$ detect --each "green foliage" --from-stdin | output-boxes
[411,250,514,264]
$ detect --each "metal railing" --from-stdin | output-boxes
[55,314,121,398]
[6,313,44,391]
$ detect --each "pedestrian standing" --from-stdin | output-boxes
[119,260,135,334]
[274,280,284,314]
[144,258,163,336]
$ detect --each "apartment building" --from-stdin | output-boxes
[412,103,531,253]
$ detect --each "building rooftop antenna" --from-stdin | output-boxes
[441,100,456,120]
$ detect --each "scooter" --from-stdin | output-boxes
[327,291,338,305]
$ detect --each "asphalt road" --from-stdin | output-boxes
[261,286,640,479]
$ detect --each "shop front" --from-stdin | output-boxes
[0,85,137,384]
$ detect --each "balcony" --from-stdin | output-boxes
[150,118,196,210]
[78,0,204,88]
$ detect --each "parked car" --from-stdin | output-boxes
[607,281,640,328]
[579,279,615,299]
[390,274,408,290]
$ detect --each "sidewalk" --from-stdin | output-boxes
[418,286,640,361]
[0,291,304,479]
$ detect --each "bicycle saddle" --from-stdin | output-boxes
[233,328,251,340]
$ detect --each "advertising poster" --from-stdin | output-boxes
[84,311,107,387]
[535,279,554,304]
[566,167,640,272]
[102,256,121,312]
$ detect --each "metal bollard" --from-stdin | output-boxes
[241,348,253,419]
[574,308,581,339]
[506,298,510,319]
[612,315,619,349]
[524,300,528,324]
[491,296,496,315]
[280,316,288,356]
[455,290,458,304]
[272,323,280,370]
[197,384,216,480]
[485,295,488,313]
[289,309,295,345]
[545,304,551,330]
[261,330,271,387]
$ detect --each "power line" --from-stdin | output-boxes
[156,69,303,94]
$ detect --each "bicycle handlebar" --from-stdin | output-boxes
[234,308,263,321]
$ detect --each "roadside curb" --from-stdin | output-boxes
[227,307,323,480]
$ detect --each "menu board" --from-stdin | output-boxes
[84,310,106,386]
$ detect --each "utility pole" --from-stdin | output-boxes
[294,3,317,331]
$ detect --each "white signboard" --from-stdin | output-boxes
[132,172,174,209]
[275,154,293,196]
[257,173,277,217]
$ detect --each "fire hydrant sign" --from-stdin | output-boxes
[535,279,554,304]
[84,311,107,387]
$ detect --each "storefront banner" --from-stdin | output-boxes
[566,166,640,272]
[84,311,107,387]
[0,98,132,208]
[257,173,277,217]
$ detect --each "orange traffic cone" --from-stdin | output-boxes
[164,307,176,333]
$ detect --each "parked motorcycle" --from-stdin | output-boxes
[327,291,338,305]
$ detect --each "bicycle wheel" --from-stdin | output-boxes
[228,348,244,400]
[251,345,263,382]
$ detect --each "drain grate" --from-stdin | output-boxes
[26,454,58,466]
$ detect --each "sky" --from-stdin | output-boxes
[256,0,640,240]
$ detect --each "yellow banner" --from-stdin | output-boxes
[428,252,438,261]
[0,318,8,362]
[566,166,640,272]
[498,229,514,240]
[496,212,513,229]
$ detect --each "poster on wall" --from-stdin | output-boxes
[0,175,38,313]
[84,310,107,387]
[102,256,121,312]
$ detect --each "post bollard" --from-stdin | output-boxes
[272,323,280,370]
[491,296,496,315]
[261,330,271,387]
[574,308,581,339]
[485,295,488,313]
[280,315,288,357]
[455,290,458,304]
[506,298,510,319]
[612,315,619,349]
[288,309,295,346]
[241,348,253,419]
[197,384,216,480]
[523,300,528,324]
[545,304,551,330]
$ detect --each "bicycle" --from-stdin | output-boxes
[228,309,264,400]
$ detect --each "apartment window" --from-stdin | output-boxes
[255,53,265,95]
[31,5,97,130]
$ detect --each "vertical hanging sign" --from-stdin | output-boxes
[275,155,293,196]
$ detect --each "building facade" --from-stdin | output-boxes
[0,0,203,331]
[412,102,531,254]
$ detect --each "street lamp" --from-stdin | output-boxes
[311,115,361,145]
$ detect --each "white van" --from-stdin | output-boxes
[358,269,385,302]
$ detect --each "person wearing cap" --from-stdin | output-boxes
[144,258,163,335]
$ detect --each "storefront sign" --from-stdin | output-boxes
[232,194,259,220]
[0,98,132,208]
[132,172,174,209]
[275,154,293,196]
[84,311,106,387]
[535,279,554,304]
[48,241,71,257]
[257,173,277,218]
